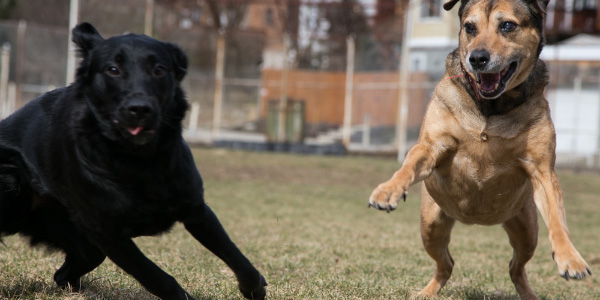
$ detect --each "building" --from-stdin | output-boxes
[545,0,600,43]
[406,0,459,78]
[541,34,600,168]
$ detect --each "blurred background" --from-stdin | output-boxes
[0,0,599,168]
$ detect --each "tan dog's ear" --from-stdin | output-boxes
[528,0,549,15]
[443,0,461,11]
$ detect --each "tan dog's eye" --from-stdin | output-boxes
[464,23,476,34]
[500,21,517,32]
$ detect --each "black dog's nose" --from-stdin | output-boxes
[469,49,490,70]
[126,99,154,120]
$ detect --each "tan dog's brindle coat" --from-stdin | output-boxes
[368,0,591,299]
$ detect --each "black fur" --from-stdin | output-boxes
[0,23,266,300]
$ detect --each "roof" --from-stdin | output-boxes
[559,33,600,46]
[540,34,600,61]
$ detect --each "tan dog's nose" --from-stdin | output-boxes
[469,49,490,70]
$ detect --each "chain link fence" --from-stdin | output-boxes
[0,20,68,117]
[1,1,600,167]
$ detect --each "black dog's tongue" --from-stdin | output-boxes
[128,126,144,136]
[479,72,501,91]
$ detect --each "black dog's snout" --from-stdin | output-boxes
[469,49,490,70]
[125,99,154,120]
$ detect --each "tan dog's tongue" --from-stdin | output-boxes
[128,126,144,136]
[480,72,501,91]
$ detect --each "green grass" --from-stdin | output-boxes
[1,147,599,299]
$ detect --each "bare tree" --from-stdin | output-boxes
[0,0,17,20]
[205,0,247,32]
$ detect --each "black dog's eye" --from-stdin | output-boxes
[501,21,517,32]
[153,66,166,77]
[106,66,121,77]
[464,23,476,34]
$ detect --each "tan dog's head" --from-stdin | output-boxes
[444,0,549,99]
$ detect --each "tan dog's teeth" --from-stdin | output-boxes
[501,65,510,76]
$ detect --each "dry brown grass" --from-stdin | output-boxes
[1,147,598,299]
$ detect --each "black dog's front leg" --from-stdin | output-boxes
[183,204,267,300]
[90,236,194,300]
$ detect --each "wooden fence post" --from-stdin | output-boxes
[342,35,355,147]
[397,1,414,161]
[66,0,79,85]
[1,43,11,118]
[277,34,292,143]
[211,32,225,141]
[144,0,154,37]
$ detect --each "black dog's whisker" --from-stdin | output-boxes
[158,118,180,130]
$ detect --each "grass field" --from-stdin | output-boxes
[0,147,599,300]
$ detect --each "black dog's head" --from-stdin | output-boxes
[72,23,188,146]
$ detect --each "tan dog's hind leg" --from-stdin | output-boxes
[502,201,540,300]
[418,185,456,297]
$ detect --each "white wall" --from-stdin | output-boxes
[549,86,600,157]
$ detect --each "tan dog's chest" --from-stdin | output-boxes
[424,132,533,225]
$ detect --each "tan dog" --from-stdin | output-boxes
[368,0,591,299]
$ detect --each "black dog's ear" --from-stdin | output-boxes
[166,43,188,82]
[443,0,461,11]
[72,22,104,58]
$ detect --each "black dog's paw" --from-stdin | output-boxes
[239,275,267,300]
[54,268,82,292]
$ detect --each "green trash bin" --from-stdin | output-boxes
[266,99,305,143]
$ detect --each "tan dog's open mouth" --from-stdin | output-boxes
[476,61,518,98]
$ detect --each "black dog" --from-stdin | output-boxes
[0,23,266,300]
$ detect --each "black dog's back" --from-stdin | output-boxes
[0,89,65,189]
[0,89,85,252]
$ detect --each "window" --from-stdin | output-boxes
[410,52,427,72]
[585,0,597,9]
[574,0,597,10]
[265,8,274,26]
[420,0,442,19]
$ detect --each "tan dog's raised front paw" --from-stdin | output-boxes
[552,248,592,280]
[368,181,407,213]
